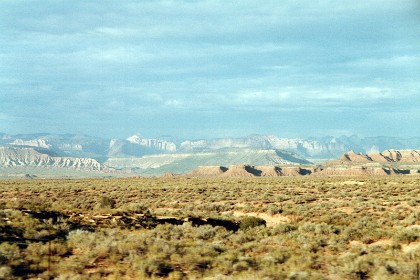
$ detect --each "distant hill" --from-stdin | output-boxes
[181,165,315,178]
[181,149,420,178]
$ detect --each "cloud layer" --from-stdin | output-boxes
[1,0,419,138]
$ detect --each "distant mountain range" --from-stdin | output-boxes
[2,132,420,159]
[1,132,420,176]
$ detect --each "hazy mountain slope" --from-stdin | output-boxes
[105,149,310,175]
[126,135,176,152]
[2,132,420,162]
[1,133,109,160]
[107,135,177,157]
[180,135,420,159]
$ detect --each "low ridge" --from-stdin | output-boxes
[313,167,398,176]
[325,149,420,166]
[0,147,103,170]
[220,165,259,177]
[187,166,228,177]
[183,149,420,178]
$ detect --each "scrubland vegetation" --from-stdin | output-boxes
[0,176,419,279]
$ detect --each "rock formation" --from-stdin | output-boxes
[187,166,228,177]
[370,149,420,163]
[127,135,177,152]
[256,166,282,177]
[220,165,259,177]
[325,149,420,166]
[313,167,398,176]
[186,165,316,178]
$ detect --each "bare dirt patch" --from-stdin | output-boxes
[340,180,366,186]
[402,242,420,253]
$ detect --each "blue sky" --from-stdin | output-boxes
[1,0,419,139]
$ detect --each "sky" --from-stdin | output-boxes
[1,0,420,140]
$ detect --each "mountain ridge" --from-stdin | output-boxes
[2,132,420,160]
[1,145,419,178]
[1,132,420,177]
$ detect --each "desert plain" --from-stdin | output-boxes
[0,175,419,279]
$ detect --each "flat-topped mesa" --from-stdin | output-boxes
[255,166,282,177]
[280,166,314,176]
[187,166,228,177]
[220,165,260,177]
[325,149,420,166]
[313,166,399,176]
[186,165,316,177]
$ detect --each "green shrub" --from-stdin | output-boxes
[239,216,266,230]
[96,196,116,209]
[0,266,13,280]
[0,243,21,266]
[267,204,282,215]
[119,202,149,214]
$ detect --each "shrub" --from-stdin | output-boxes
[96,196,116,209]
[0,266,13,280]
[267,204,282,215]
[0,243,21,265]
[119,203,149,214]
[239,216,266,230]
[272,223,298,234]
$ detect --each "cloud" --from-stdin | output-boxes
[197,86,396,111]
[0,0,419,138]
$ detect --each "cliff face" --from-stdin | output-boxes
[185,165,315,178]
[179,135,416,159]
[126,135,177,152]
[374,149,420,163]
[10,139,51,149]
[0,147,102,170]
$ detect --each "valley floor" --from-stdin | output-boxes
[0,176,419,279]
